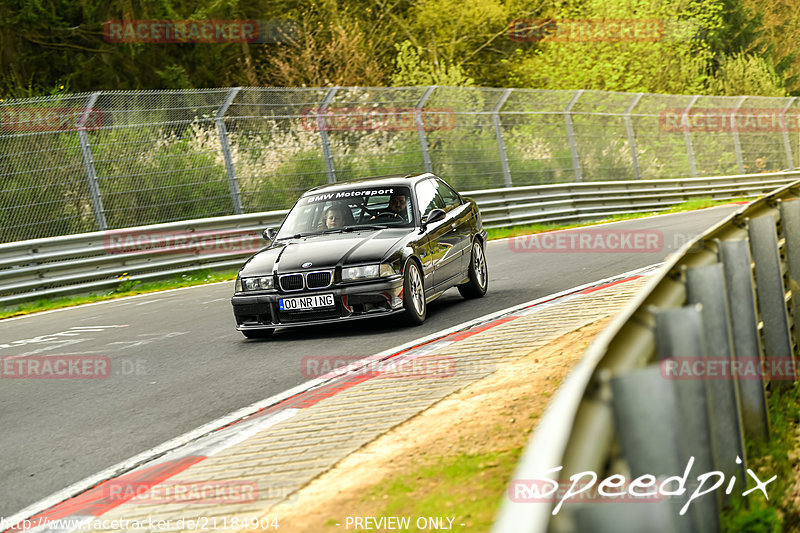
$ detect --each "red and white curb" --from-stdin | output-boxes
[3,263,660,533]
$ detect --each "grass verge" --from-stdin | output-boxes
[0,196,748,321]
[721,382,800,532]
[361,449,521,531]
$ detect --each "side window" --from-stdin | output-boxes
[414,179,444,219]
[436,180,462,211]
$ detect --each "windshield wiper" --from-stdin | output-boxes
[280,231,320,239]
[342,225,388,231]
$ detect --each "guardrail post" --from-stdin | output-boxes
[610,365,704,533]
[415,86,436,174]
[718,239,770,441]
[686,263,747,486]
[217,87,243,215]
[780,199,800,324]
[493,89,513,187]
[564,90,583,182]
[682,95,699,179]
[653,306,721,533]
[317,87,339,183]
[731,96,747,174]
[77,91,107,231]
[624,93,643,179]
[781,97,797,169]
[749,214,796,388]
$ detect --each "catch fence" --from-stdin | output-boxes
[2,86,799,243]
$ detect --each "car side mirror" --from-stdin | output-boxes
[423,209,446,227]
[263,227,278,242]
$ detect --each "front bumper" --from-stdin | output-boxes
[232,276,404,330]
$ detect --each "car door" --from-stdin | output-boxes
[435,179,473,277]
[415,179,463,289]
[413,179,444,293]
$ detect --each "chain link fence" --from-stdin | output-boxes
[2,86,799,243]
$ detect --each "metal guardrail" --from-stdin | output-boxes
[469,171,800,228]
[492,180,800,531]
[1,170,797,309]
[0,210,287,307]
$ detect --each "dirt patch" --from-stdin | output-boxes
[261,316,614,532]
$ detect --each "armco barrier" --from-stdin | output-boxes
[0,171,797,309]
[0,210,286,307]
[492,179,800,532]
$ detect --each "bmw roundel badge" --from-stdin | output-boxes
[302,262,313,268]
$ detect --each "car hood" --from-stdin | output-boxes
[240,229,411,275]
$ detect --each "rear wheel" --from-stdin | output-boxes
[242,328,274,339]
[458,239,488,299]
[402,259,426,325]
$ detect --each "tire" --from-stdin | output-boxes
[242,328,274,339]
[458,239,488,299]
[401,259,427,326]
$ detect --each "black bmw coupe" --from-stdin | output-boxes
[231,173,488,338]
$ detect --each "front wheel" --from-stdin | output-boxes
[458,239,488,299]
[242,328,274,339]
[402,259,427,326]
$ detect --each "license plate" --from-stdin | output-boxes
[279,293,335,311]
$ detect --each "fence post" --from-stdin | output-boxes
[317,87,339,183]
[415,86,436,174]
[781,97,797,169]
[564,90,583,182]
[624,93,643,179]
[216,87,243,214]
[77,91,107,231]
[731,96,747,174]
[491,89,514,187]
[681,95,699,179]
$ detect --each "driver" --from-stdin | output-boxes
[373,193,408,221]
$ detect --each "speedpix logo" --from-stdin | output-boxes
[510,229,663,253]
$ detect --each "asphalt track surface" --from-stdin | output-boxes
[0,206,739,516]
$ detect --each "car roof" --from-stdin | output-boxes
[300,173,436,197]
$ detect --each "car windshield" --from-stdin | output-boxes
[277,186,414,239]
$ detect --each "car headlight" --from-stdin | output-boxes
[342,264,380,281]
[238,276,274,291]
[342,263,398,281]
